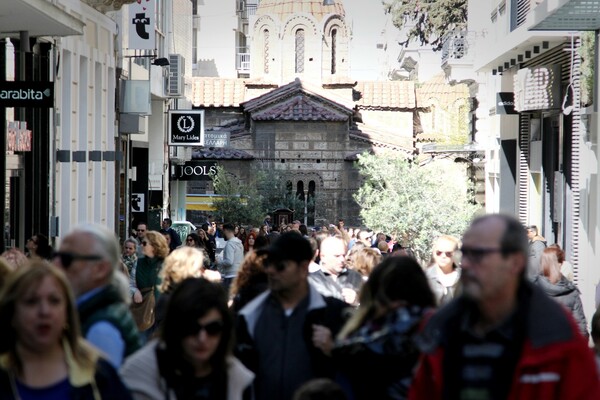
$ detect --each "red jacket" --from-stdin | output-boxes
[409,283,600,400]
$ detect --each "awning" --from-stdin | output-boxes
[530,0,600,31]
[0,0,85,38]
[186,195,248,211]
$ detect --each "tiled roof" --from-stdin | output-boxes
[191,78,246,107]
[191,147,254,160]
[256,0,345,22]
[416,73,470,109]
[349,122,414,154]
[252,95,349,121]
[243,78,354,116]
[354,81,416,109]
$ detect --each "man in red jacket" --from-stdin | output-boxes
[410,214,600,400]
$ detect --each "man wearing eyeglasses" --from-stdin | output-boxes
[134,222,148,257]
[409,214,600,400]
[54,224,142,368]
[235,232,348,400]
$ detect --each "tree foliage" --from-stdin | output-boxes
[211,166,265,225]
[354,151,480,263]
[211,167,311,225]
[383,0,468,51]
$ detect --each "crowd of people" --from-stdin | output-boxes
[0,214,598,399]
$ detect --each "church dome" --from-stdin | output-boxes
[256,0,345,22]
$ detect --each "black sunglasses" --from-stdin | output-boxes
[187,320,224,337]
[459,247,517,262]
[141,241,148,246]
[54,252,103,268]
[265,260,288,272]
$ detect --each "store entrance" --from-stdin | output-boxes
[5,155,24,251]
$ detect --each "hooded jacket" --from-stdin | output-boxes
[220,237,244,277]
[533,275,588,337]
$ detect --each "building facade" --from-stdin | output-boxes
[443,0,599,319]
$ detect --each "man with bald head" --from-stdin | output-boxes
[54,224,141,367]
[410,214,599,399]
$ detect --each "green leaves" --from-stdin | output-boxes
[383,0,467,51]
[354,151,480,262]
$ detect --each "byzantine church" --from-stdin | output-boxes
[189,0,469,226]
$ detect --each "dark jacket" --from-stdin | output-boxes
[235,284,349,381]
[409,282,600,400]
[333,305,431,400]
[308,268,363,303]
[78,284,142,358]
[533,274,588,337]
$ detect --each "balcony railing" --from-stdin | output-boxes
[238,4,257,20]
[236,51,250,72]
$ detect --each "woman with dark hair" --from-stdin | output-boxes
[120,278,254,400]
[25,233,53,259]
[326,256,436,400]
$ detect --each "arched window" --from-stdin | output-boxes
[263,29,270,74]
[295,28,305,73]
[307,180,316,226]
[330,28,337,74]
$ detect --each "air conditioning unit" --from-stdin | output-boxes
[167,54,185,97]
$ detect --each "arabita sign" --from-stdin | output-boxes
[0,81,54,108]
[169,110,205,146]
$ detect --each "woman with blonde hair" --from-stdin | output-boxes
[154,247,221,332]
[534,247,588,338]
[345,246,382,281]
[130,231,169,335]
[0,260,132,399]
[425,235,461,306]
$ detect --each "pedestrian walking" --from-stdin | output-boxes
[0,261,133,399]
[533,247,588,338]
[54,223,141,368]
[409,214,600,399]
[235,232,349,400]
[425,235,461,306]
[121,278,253,400]
[332,256,435,400]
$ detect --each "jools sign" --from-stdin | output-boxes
[171,161,217,181]
[169,110,205,146]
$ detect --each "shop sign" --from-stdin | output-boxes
[7,121,32,152]
[171,161,217,181]
[169,110,205,146]
[0,81,53,108]
[204,132,230,147]
[128,0,155,50]
[496,92,517,115]
[513,65,561,112]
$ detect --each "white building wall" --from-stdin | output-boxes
[196,0,237,77]
[54,0,117,237]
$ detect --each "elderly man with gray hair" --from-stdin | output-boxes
[53,223,141,368]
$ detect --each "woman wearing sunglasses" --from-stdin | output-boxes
[425,235,461,306]
[120,278,254,400]
[130,231,169,334]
